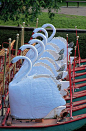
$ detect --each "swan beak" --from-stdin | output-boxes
[19,47,23,51]
[11,60,13,64]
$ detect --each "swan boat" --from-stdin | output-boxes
[0,24,86,131]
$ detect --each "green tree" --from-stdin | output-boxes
[0,0,61,25]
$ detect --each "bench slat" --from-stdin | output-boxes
[66,1,86,7]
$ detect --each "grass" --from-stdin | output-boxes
[37,13,86,29]
[0,1,86,29]
[0,12,86,29]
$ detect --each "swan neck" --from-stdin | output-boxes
[29,45,38,64]
[48,26,56,42]
[33,33,47,46]
[33,28,48,39]
[42,24,56,42]
[29,39,45,59]
[21,44,38,64]
[12,56,32,83]
[37,40,45,59]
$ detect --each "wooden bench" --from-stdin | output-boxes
[66,1,86,7]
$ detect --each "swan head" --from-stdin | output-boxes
[33,28,48,39]
[32,33,47,46]
[42,23,56,30]
[19,45,28,51]
[19,44,38,64]
[42,23,56,42]
[28,39,45,49]
[11,56,32,83]
[11,56,32,65]
[19,44,38,55]
[28,39,45,59]
[11,56,21,63]
[28,39,41,45]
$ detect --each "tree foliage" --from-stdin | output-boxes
[0,0,61,24]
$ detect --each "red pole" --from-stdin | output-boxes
[69,53,73,119]
[66,34,68,70]
[73,46,77,93]
[77,36,80,66]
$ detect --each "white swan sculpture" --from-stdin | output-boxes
[27,39,64,77]
[20,34,68,79]
[9,56,66,119]
[14,39,57,79]
[20,38,70,96]
[20,43,70,97]
[13,43,39,80]
[20,43,68,80]
[32,27,67,69]
[31,33,68,78]
[29,28,48,53]
[42,23,73,65]
[42,23,73,53]
[32,27,61,52]
[32,27,66,61]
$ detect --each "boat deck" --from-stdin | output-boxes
[0,112,86,128]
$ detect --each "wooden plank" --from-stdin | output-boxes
[74,78,86,83]
[35,119,44,123]
[67,104,86,112]
[10,114,86,127]
[66,99,86,108]
[74,83,86,89]
[72,59,86,64]
[1,108,10,126]
[71,66,86,72]
[75,72,86,77]
[65,90,86,101]
[7,115,12,126]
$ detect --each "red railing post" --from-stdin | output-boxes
[73,46,77,93]
[66,34,68,70]
[69,53,73,119]
[77,36,80,66]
